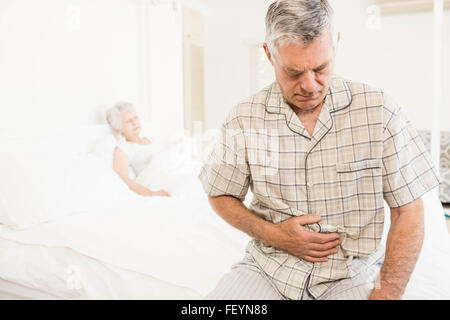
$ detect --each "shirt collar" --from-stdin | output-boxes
[265,76,352,115]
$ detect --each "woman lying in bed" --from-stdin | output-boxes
[106,102,171,197]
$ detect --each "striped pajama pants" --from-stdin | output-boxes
[205,254,384,300]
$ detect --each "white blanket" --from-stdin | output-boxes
[0,237,202,300]
[0,196,251,297]
[134,141,205,199]
[0,141,448,299]
[1,190,449,299]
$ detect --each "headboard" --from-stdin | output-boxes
[0,125,113,156]
[418,130,450,204]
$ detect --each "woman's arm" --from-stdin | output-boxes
[112,147,170,197]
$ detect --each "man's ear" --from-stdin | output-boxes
[263,43,274,66]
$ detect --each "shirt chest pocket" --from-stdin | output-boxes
[335,159,383,213]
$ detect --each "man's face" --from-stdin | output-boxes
[265,31,337,112]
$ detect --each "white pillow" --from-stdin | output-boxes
[0,152,75,229]
[0,151,139,230]
[89,133,117,166]
[89,133,137,180]
[60,153,139,214]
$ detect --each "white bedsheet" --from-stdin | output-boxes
[383,191,450,299]
[0,196,251,298]
[0,237,201,299]
[0,190,449,299]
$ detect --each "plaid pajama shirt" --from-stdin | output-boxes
[198,76,440,300]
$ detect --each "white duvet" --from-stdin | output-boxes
[0,195,251,297]
[1,189,449,299]
[0,146,449,299]
[134,141,206,199]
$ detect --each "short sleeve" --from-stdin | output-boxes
[198,118,251,202]
[114,137,137,180]
[382,96,441,208]
[115,136,130,156]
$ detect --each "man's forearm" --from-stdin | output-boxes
[208,195,278,246]
[208,195,342,263]
[370,199,424,299]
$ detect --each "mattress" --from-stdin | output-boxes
[0,191,449,300]
[0,197,251,299]
[0,237,200,300]
[0,278,61,300]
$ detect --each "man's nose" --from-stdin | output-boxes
[299,71,318,95]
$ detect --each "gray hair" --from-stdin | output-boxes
[265,0,335,57]
[105,102,135,130]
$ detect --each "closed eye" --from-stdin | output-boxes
[313,62,329,72]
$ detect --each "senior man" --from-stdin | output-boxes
[198,0,440,300]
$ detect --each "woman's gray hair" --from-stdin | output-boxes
[265,0,335,57]
[106,102,135,130]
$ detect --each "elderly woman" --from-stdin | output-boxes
[106,102,170,197]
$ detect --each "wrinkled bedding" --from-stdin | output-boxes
[0,196,251,298]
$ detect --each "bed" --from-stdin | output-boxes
[0,125,449,300]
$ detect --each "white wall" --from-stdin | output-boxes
[200,0,450,132]
[332,0,450,132]
[147,2,184,140]
[0,0,184,139]
[0,0,138,135]
[202,0,273,131]
[1,0,446,137]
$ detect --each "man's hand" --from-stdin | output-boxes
[270,215,341,262]
[208,196,340,263]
